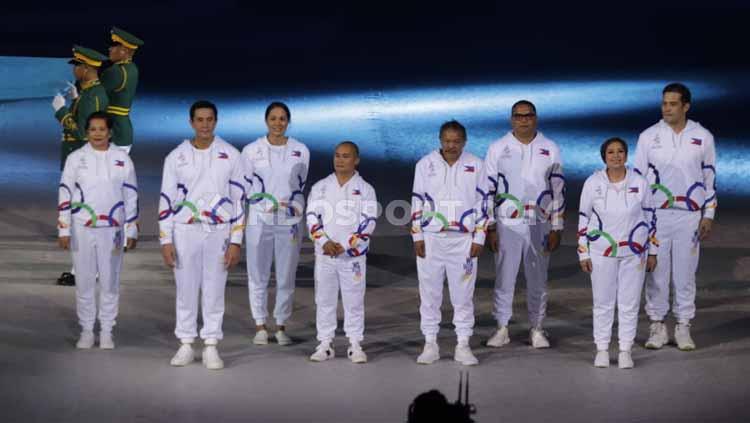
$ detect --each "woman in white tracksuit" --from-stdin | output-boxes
[58,111,138,350]
[306,141,377,363]
[242,102,310,346]
[578,137,658,369]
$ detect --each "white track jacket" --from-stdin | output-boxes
[158,137,245,245]
[58,143,138,239]
[307,172,377,257]
[633,119,717,219]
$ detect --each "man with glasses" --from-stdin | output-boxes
[483,100,565,349]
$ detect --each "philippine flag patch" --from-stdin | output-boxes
[463,165,475,173]
[352,189,361,195]
[628,187,639,193]
[218,152,229,159]
[114,160,125,167]
[539,148,550,156]
[291,150,302,157]
[691,138,703,146]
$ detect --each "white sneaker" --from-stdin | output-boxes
[416,342,440,365]
[674,323,696,351]
[99,332,115,349]
[618,351,634,369]
[645,321,668,349]
[310,342,335,362]
[275,330,292,346]
[76,331,95,349]
[347,344,368,364]
[170,343,195,366]
[454,344,479,366]
[530,327,551,349]
[202,345,224,370]
[487,326,510,347]
[594,350,610,368]
[253,329,269,345]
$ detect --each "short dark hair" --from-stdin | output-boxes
[85,111,112,130]
[439,120,467,140]
[265,101,291,122]
[190,100,218,121]
[511,100,537,115]
[335,140,359,157]
[662,83,691,104]
[600,137,628,163]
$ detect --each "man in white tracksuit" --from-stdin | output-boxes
[58,111,138,350]
[484,100,565,349]
[633,83,717,351]
[242,102,310,346]
[306,141,377,364]
[578,137,658,369]
[159,101,245,370]
[411,120,489,366]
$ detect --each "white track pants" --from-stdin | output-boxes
[645,210,701,323]
[172,225,230,341]
[590,254,645,351]
[70,225,123,333]
[492,221,550,327]
[314,255,367,343]
[417,233,477,340]
[246,219,301,326]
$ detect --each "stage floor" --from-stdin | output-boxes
[1,206,749,423]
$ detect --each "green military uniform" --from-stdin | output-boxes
[101,27,143,148]
[54,46,109,169]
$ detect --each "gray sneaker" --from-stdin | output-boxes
[674,323,696,351]
[645,321,668,349]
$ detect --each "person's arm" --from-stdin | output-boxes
[347,186,378,257]
[100,65,124,94]
[470,161,489,258]
[632,132,649,177]
[57,155,76,245]
[701,132,718,220]
[229,153,247,245]
[410,162,426,243]
[158,155,178,245]
[577,179,594,263]
[123,156,139,241]
[305,185,335,254]
[482,145,500,253]
[642,177,658,257]
[549,145,566,231]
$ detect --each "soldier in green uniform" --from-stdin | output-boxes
[101,27,143,154]
[52,46,110,170]
[52,46,110,286]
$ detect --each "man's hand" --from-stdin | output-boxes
[546,230,561,253]
[414,240,426,258]
[126,238,137,251]
[487,230,498,253]
[469,242,483,258]
[161,244,177,268]
[52,94,65,112]
[224,243,241,269]
[579,258,593,273]
[698,218,713,241]
[66,81,79,99]
[58,236,70,250]
[323,240,343,257]
[646,255,657,273]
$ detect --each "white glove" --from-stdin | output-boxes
[52,94,66,112]
[65,81,78,99]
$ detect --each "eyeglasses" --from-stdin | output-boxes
[512,113,536,121]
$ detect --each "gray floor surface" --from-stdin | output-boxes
[1,205,749,422]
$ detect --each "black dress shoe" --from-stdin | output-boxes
[56,272,76,286]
